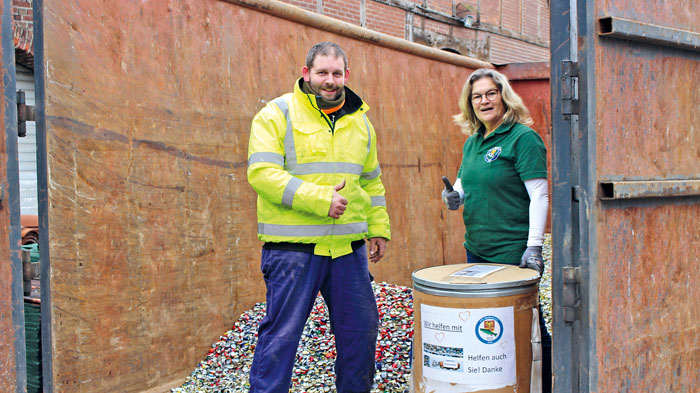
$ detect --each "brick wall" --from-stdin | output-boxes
[12,0,34,67]
[479,0,501,26]
[522,0,550,42]
[366,1,406,39]
[323,0,362,25]
[427,0,454,16]
[489,33,549,64]
[277,0,550,64]
[501,0,521,31]
[285,0,318,12]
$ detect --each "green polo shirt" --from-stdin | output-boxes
[457,122,547,264]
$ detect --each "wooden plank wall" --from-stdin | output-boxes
[38,0,550,392]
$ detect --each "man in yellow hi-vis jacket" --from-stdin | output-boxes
[247,42,391,393]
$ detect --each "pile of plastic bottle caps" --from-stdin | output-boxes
[172,282,414,393]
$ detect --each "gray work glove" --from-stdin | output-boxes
[441,176,460,210]
[519,246,544,275]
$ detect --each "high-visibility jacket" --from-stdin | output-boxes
[247,78,391,258]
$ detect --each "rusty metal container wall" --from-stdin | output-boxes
[35,0,496,391]
[592,0,700,391]
[39,1,260,391]
[597,207,700,391]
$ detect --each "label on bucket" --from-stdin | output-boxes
[449,264,505,278]
[420,304,516,387]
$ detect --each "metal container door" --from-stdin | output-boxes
[1,0,28,391]
[551,0,700,392]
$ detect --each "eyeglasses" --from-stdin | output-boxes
[471,89,500,104]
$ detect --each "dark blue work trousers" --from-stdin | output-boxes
[249,245,379,393]
[467,249,552,393]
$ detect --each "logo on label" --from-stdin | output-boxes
[475,316,504,344]
[484,147,502,163]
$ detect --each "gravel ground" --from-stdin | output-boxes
[173,234,552,393]
[540,233,553,331]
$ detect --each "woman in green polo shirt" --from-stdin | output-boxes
[441,68,552,393]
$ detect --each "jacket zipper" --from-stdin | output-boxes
[323,113,335,134]
[330,113,336,230]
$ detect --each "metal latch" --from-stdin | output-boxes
[561,60,579,117]
[17,90,35,137]
[563,266,581,322]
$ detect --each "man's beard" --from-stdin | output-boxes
[314,84,341,100]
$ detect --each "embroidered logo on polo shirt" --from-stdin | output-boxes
[484,147,502,163]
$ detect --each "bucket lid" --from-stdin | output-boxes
[412,263,540,297]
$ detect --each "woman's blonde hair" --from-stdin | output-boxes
[453,68,533,135]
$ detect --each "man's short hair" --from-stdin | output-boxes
[305,42,348,70]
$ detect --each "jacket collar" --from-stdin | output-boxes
[294,78,366,116]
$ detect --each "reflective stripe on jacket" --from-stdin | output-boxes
[247,79,391,258]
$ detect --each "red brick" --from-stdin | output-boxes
[501,0,521,32]
[427,0,454,16]
[367,1,406,39]
[479,0,502,26]
[489,33,548,63]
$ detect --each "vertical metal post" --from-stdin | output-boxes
[552,0,598,390]
[3,0,28,391]
[360,0,366,27]
[574,0,597,390]
[32,0,53,391]
[549,0,581,391]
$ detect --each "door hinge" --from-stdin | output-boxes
[572,185,581,202]
[561,60,579,117]
[563,266,581,322]
[17,90,36,138]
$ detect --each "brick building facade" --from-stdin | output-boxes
[279,0,550,63]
